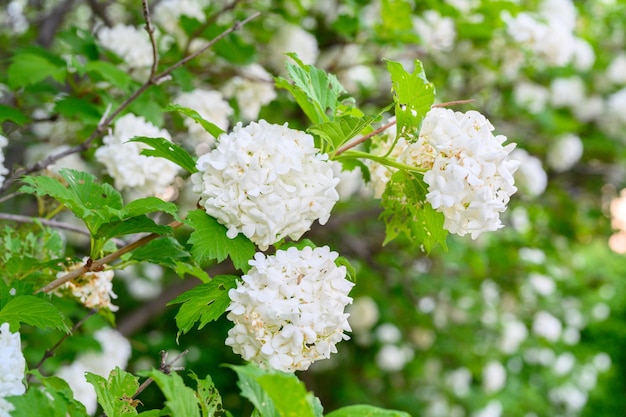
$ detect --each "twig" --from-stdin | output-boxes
[0,10,262,196]
[36,221,184,295]
[432,99,475,108]
[141,0,159,78]
[183,0,243,55]
[334,119,397,156]
[26,309,97,383]
[132,350,189,399]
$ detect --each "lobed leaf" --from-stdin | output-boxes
[7,50,67,88]
[167,275,239,338]
[185,210,255,272]
[379,170,447,253]
[148,370,201,417]
[0,295,70,333]
[86,367,140,417]
[130,237,210,282]
[189,371,224,417]
[164,103,226,140]
[129,136,198,174]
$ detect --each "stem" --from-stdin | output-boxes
[334,119,397,157]
[183,0,243,56]
[36,221,184,294]
[432,99,475,108]
[141,0,159,78]
[336,150,427,173]
[26,309,97,383]
[132,350,189,399]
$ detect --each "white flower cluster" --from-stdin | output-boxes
[510,148,548,197]
[153,0,209,45]
[174,89,233,155]
[223,64,277,121]
[415,108,519,239]
[97,24,153,78]
[225,246,354,372]
[56,258,118,311]
[0,135,8,188]
[266,24,319,73]
[0,323,26,417]
[413,10,457,52]
[95,114,179,199]
[192,120,339,250]
[56,327,131,415]
[546,134,583,173]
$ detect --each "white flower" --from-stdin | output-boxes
[413,10,456,52]
[550,77,586,108]
[192,120,339,250]
[607,54,626,85]
[444,367,472,397]
[0,135,8,188]
[225,246,354,372]
[549,384,587,412]
[174,89,233,155]
[482,360,506,393]
[472,400,503,417]
[97,25,153,78]
[546,133,583,172]
[416,108,518,239]
[529,273,556,295]
[266,25,319,72]
[375,344,414,372]
[513,81,549,114]
[510,149,547,197]
[347,296,379,334]
[56,327,131,415]
[153,0,209,45]
[95,114,179,199]
[572,38,595,71]
[366,120,407,198]
[553,352,576,375]
[222,64,277,121]
[331,162,366,201]
[375,323,402,344]
[56,258,118,311]
[499,316,528,354]
[0,323,26,413]
[533,311,562,342]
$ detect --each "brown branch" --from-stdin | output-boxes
[131,350,189,400]
[183,0,244,56]
[36,221,184,295]
[432,99,475,108]
[0,213,88,236]
[334,119,397,156]
[26,309,97,383]
[141,0,159,78]
[0,10,262,196]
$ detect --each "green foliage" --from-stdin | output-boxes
[276,54,346,124]
[0,104,30,126]
[0,295,69,333]
[84,61,134,91]
[164,103,226,141]
[86,367,141,417]
[7,386,82,417]
[326,405,412,417]
[167,275,238,338]
[185,210,255,272]
[7,48,67,88]
[379,170,447,252]
[189,371,225,417]
[130,237,209,282]
[228,364,323,417]
[386,59,435,140]
[148,370,201,417]
[129,136,199,174]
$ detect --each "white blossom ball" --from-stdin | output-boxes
[482,360,507,393]
[532,311,562,342]
[266,24,319,72]
[546,133,583,173]
[347,296,380,334]
[413,10,456,52]
[97,25,153,78]
[417,108,519,239]
[375,344,414,372]
[222,64,277,121]
[95,114,180,199]
[174,89,233,155]
[192,120,339,250]
[225,246,354,372]
[510,149,548,197]
[513,81,549,114]
[0,323,26,403]
[0,135,8,188]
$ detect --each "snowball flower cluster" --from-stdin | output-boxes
[266,24,319,73]
[97,25,153,78]
[225,246,354,372]
[222,64,277,121]
[192,120,339,250]
[95,114,179,199]
[56,327,131,415]
[413,108,519,239]
[546,134,583,173]
[413,10,457,52]
[153,0,209,45]
[174,89,233,155]
[0,135,8,188]
[510,148,548,197]
[0,323,26,416]
[56,258,118,311]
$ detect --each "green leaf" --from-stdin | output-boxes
[7,51,67,88]
[189,371,224,417]
[228,364,278,417]
[86,367,140,417]
[336,256,357,283]
[130,237,210,282]
[95,216,172,241]
[54,97,102,121]
[0,104,30,126]
[129,136,197,174]
[7,386,74,417]
[167,275,238,338]
[185,210,255,272]
[0,296,69,332]
[121,197,179,220]
[309,115,377,153]
[20,169,124,235]
[379,170,447,253]
[148,370,201,417]
[20,370,89,417]
[85,60,134,90]
[276,54,346,124]
[376,0,417,43]
[165,103,226,139]
[326,405,412,417]
[256,373,317,417]
[385,59,435,140]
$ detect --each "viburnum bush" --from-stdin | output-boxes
[1,1,626,416]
